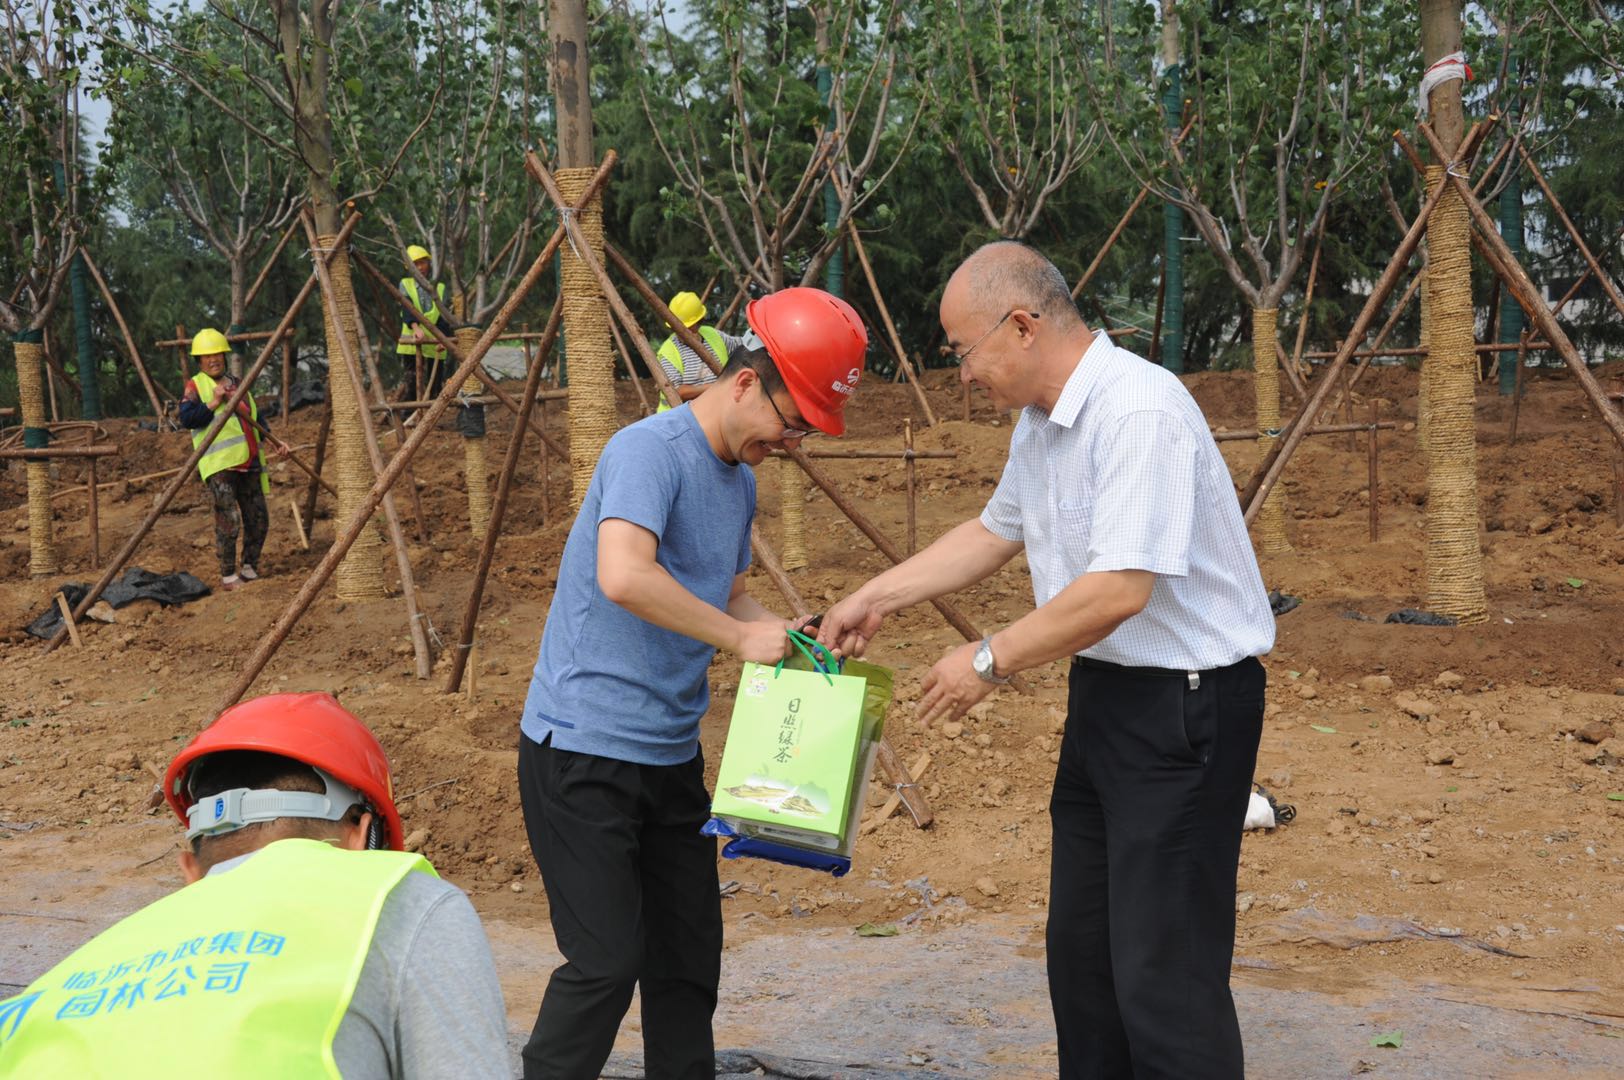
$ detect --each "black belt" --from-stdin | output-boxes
[1074,654,1245,690]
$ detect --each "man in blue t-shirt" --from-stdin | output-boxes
[517,288,869,1080]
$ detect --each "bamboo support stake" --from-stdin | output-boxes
[749,522,933,828]
[242,215,301,314]
[847,223,939,426]
[175,323,188,380]
[1516,144,1624,322]
[209,154,618,713]
[1509,330,1529,445]
[1071,185,1152,300]
[39,215,365,656]
[606,305,652,415]
[56,594,81,648]
[79,248,165,420]
[602,243,726,384]
[301,213,433,678]
[904,419,916,555]
[1271,340,1310,405]
[1415,123,1624,452]
[289,494,310,551]
[356,313,429,543]
[444,299,564,695]
[1239,128,1465,522]
[862,751,930,835]
[303,403,332,528]
[351,254,571,461]
[281,338,294,422]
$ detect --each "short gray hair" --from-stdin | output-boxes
[954,241,1081,326]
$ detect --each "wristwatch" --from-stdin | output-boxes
[972,637,1011,685]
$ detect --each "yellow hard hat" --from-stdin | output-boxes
[668,291,706,327]
[190,328,231,357]
[406,245,430,263]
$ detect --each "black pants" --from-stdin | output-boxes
[1048,656,1265,1080]
[517,735,722,1080]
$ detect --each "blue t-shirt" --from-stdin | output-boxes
[521,407,756,765]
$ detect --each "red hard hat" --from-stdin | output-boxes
[746,287,868,436]
[164,693,405,851]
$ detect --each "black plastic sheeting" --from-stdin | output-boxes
[25,568,211,639]
[1384,608,1459,626]
[1267,589,1302,616]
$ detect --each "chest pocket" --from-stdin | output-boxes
[1054,496,1095,574]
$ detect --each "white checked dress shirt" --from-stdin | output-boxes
[980,332,1275,670]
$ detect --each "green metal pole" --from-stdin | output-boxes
[818,63,843,298]
[1496,56,1524,396]
[1161,64,1185,374]
[54,161,100,419]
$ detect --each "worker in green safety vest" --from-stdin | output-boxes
[655,290,744,411]
[0,693,508,1079]
[397,244,449,400]
[179,328,287,592]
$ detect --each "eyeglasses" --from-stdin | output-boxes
[950,309,1018,366]
[760,382,811,439]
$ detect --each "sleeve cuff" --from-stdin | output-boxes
[979,509,1023,543]
[1085,552,1187,577]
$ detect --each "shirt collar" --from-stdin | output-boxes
[1046,331,1113,429]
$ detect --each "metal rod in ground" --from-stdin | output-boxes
[78,247,165,420]
[846,222,939,426]
[303,402,332,528]
[210,152,619,716]
[281,338,293,422]
[1369,402,1380,542]
[351,253,572,461]
[526,156,685,413]
[300,212,432,680]
[444,298,564,695]
[41,211,364,656]
[1237,125,1467,523]
[784,446,1031,696]
[904,418,916,555]
[88,457,99,568]
[1415,122,1624,451]
[1509,330,1528,446]
[748,522,934,828]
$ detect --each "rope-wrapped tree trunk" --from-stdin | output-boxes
[13,334,59,575]
[317,235,387,599]
[557,167,616,510]
[1417,170,1437,458]
[1421,168,1486,623]
[1250,307,1291,553]
[455,325,491,541]
[779,458,808,570]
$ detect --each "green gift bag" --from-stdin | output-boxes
[708,645,892,868]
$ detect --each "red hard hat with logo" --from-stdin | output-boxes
[746,287,868,436]
[164,692,405,851]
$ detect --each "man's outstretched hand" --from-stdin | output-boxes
[816,592,886,659]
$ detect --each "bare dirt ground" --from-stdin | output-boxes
[3,361,1623,1076]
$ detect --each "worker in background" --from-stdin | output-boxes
[179,328,284,592]
[397,244,449,401]
[0,693,509,1078]
[517,288,868,1079]
[655,289,743,411]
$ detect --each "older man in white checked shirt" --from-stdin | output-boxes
[819,240,1275,1080]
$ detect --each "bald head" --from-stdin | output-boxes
[944,241,1083,328]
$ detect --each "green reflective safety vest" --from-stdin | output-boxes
[656,325,729,411]
[0,839,435,1079]
[397,278,447,360]
[191,371,269,495]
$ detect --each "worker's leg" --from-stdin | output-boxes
[1048,661,1133,1079]
[239,469,269,573]
[637,750,721,1080]
[517,733,645,1080]
[206,472,242,580]
[1086,660,1265,1080]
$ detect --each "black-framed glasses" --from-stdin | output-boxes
[950,309,1018,365]
[760,382,811,439]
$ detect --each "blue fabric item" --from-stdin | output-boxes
[521,407,755,765]
[177,397,215,429]
[700,818,852,878]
